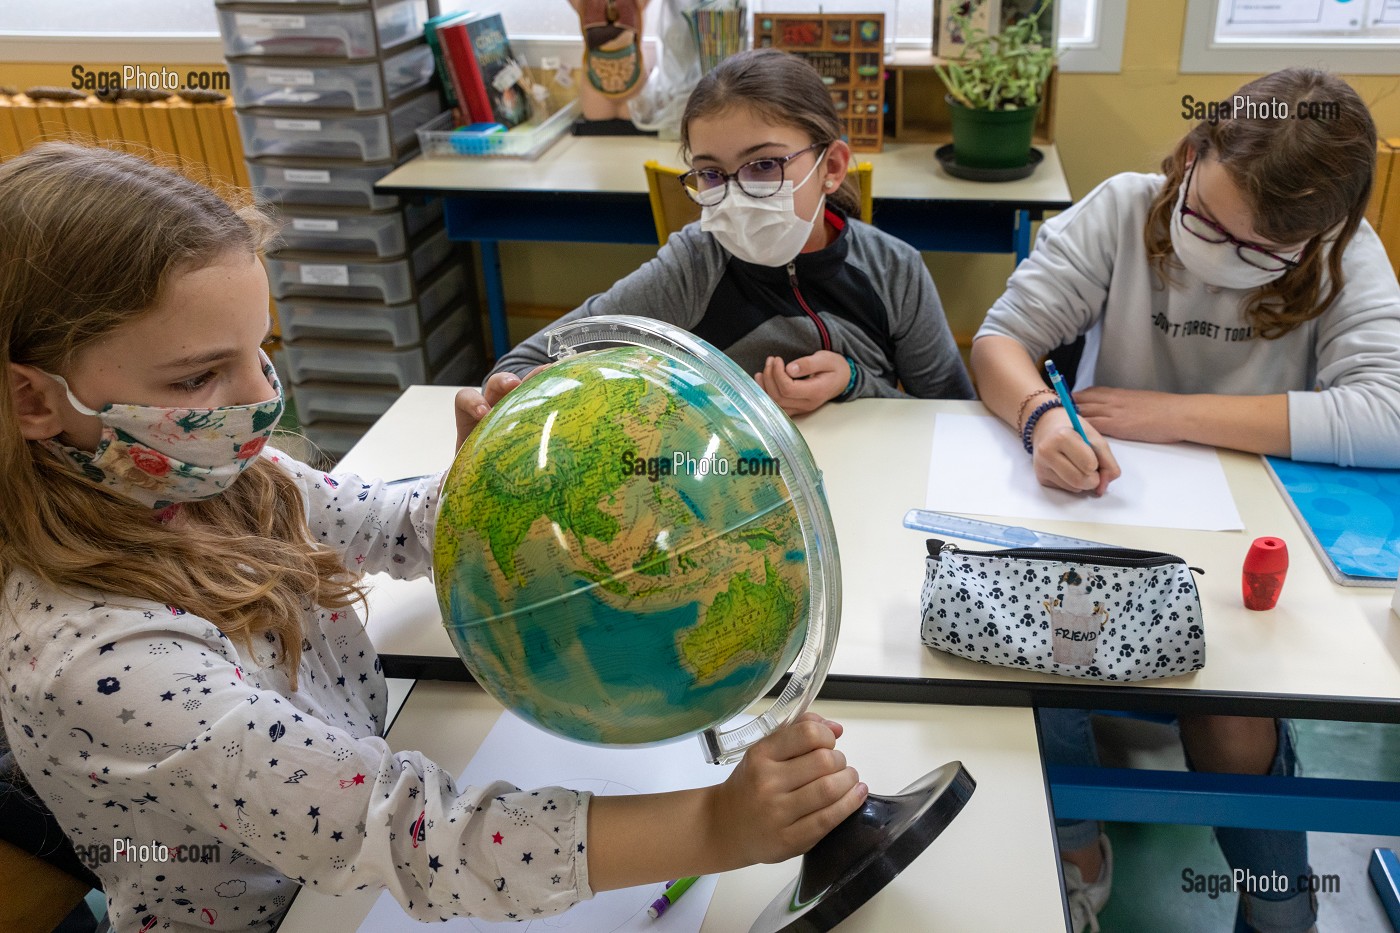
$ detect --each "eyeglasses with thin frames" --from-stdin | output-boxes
[678,143,829,207]
[1179,160,1303,273]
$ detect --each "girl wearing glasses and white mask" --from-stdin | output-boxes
[488,48,973,417]
[971,69,1400,933]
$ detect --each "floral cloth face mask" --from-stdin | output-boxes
[37,350,285,509]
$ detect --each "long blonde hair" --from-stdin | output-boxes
[0,143,364,686]
[1145,68,1376,339]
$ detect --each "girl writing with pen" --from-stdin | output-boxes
[971,68,1400,933]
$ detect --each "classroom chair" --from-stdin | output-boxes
[643,159,875,246]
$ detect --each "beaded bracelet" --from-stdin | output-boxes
[1015,388,1057,434]
[1021,398,1064,454]
[836,356,858,402]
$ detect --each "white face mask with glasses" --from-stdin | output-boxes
[691,144,829,267]
[1169,160,1304,290]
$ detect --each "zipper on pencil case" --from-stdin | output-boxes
[926,538,1198,571]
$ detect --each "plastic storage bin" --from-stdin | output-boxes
[237,89,441,161]
[417,101,580,160]
[267,224,454,302]
[248,155,408,210]
[275,198,443,256]
[283,303,473,388]
[228,43,436,110]
[292,381,405,425]
[218,0,403,10]
[294,340,487,426]
[217,0,429,59]
[277,261,466,345]
[302,421,371,461]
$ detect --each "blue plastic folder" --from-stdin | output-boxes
[1263,456,1400,588]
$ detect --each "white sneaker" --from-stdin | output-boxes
[1064,833,1113,933]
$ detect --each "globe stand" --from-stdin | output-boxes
[749,761,976,933]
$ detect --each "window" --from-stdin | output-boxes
[0,0,1125,73]
[1056,0,1128,72]
[0,0,223,63]
[1182,0,1400,73]
[0,0,216,35]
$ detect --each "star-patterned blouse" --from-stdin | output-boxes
[1,450,592,932]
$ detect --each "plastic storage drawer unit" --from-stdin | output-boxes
[293,381,406,425]
[283,303,473,388]
[237,89,441,161]
[228,43,436,111]
[218,0,429,59]
[248,155,409,210]
[275,199,443,256]
[277,261,467,345]
[266,224,454,302]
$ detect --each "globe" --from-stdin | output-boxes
[434,316,840,762]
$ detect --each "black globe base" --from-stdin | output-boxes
[749,761,976,933]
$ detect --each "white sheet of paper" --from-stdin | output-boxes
[358,711,733,933]
[925,413,1243,531]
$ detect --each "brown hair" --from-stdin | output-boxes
[680,48,862,217]
[0,143,364,686]
[1145,68,1376,339]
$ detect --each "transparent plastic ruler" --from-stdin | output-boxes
[902,509,1115,550]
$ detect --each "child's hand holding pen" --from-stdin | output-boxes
[1034,361,1121,496]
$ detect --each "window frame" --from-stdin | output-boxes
[1056,0,1128,74]
[1181,0,1400,74]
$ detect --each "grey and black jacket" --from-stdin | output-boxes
[491,208,975,402]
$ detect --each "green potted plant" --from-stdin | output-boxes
[933,0,1056,172]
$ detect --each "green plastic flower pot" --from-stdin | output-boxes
[946,96,1039,170]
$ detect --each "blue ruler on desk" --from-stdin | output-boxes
[902,509,1115,550]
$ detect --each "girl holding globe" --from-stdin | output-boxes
[489,48,974,417]
[0,142,867,932]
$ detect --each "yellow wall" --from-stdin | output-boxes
[5,1,1397,354]
[1056,1,1400,197]
[0,62,216,90]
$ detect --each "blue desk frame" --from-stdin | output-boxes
[393,187,1057,358]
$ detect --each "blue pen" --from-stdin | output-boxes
[1044,360,1091,447]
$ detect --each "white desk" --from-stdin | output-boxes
[379,137,1072,206]
[274,683,1065,933]
[375,137,1072,357]
[337,387,1400,723]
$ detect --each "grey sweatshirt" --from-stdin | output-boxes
[491,209,974,402]
[978,172,1400,468]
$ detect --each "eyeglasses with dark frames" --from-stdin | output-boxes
[1179,160,1303,273]
[678,143,829,207]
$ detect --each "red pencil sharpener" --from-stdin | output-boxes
[1242,537,1288,610]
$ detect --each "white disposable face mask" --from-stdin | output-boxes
[700,149,827,267]
[1169,172,1301,290]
